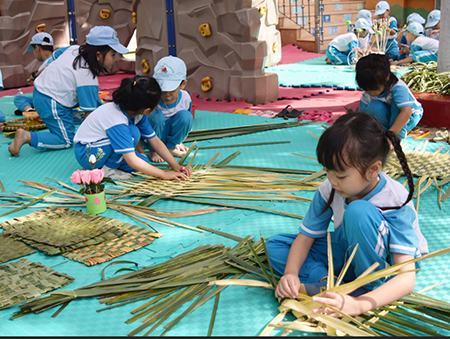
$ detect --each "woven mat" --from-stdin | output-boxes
[0,258,73,310]
[0,207,124,255]
[0,235,35,264]
[2,117,47,136]
[63,224,160,266]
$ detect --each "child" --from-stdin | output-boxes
[397,13,426,59]
[354,18,375,52]
[357,9,372,25]
[74,75,191,180]
[393,22,439,65]
[374,1,400,60]
[356,53,423,138]
[8,26,127,157]
[13,32,67,115]
[148,56,193,163]
[267,112,428,313]
[425,9,440,40]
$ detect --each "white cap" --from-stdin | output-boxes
[153,56,187,92]
[355,18,375,34]
[406,21,425,36]
[425,9,440,29]
[407,13,426,25]
[28,32,53,52]
[357,9,373,25]
[375,1,390,16]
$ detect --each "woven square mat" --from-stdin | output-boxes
[0,207,124,255]
[0,235,35,264]
[63,224,160,266]
[0,259,73,310]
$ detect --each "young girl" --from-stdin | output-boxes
[8,25,127,156]
[356,53,423,138]
[267,112,428,315]
[74,75,191,180]
[374,1,400,60]
[425,9,440,40]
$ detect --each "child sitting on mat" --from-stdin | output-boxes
[74,75,191,180]
[149,56,193,162]
[267,112,427,314]
[356,53,423,138]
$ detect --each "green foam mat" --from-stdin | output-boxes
[0,94,449,335]
[266,56,411,90]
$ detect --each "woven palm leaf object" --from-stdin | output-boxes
[2,117,47,135]
[0,258,73,310]
[0,207,124,255]
[0,235,35,264]
[63,224,160,266]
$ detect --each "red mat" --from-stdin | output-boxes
[277,44,323,65]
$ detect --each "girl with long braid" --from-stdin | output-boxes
[267,112,428,316]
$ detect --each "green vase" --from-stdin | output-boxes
[85,191,107,215]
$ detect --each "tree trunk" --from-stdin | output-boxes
[437,0,450,72]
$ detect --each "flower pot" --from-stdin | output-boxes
[85,191,107,215]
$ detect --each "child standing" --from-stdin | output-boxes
[149,56,193,162]
[267,112,428,313]
[13,32,67,115]
[356,53,423,138]
[392,22,439,65]
[74,75,191,180]
[374,1,400,60]
[425,9,440,40]
[8,26,127,157]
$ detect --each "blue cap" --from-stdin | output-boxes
[28,32,53,52]
[375,1,390,16]
[86,26,128,54]
[406,21,425,36]
[425,9,440,29]
[407,13,426,25]
[357,9,372,25]
[355,18,375,34]
[153,56,187,92]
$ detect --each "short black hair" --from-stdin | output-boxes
[32,44,54,52]
[112,75,161,112]
[355,53,398,91]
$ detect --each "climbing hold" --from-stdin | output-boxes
[272,42,278,53]
[141,59,150,74]
[200,76,213,92]
[198,23,212,37]
[258,6,267,16]
[99,8,111,20]
[35,23,46,33]
[132,11,137,24]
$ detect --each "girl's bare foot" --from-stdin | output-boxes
[325,58,332,64]
[150,152,164,163]
[170,148,187,158]
[8,128,31,156]
[176,143,189,152]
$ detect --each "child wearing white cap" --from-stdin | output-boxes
[8,26,128,157]
[357,9,373,25]
[392,21,439,65]
[13,32,68,116]
[374,1,400,60]
[326,18,374,65]
[425,9,440,40]
[149,55,193,162]
[397,13,426,59]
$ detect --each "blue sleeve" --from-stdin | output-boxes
[389,17,398,31]
[77,85,101,111]
[299,189,333,238]
[391,84,416,109]
[348,40,358,50]
[52,47,69,61]
[384,205,419,256]
[400,35,407,45]
[136,115,156,139]
[105,124,135,154]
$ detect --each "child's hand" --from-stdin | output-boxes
[161,171,189,181]
[178,165,192,177]
[276,273,301,299]
[313,292,363,316]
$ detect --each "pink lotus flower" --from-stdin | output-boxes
[80,170,92,185]
[70,170,82,184]
[90,169,104,184]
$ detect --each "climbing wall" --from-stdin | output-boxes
[0,0,135,89]
[135,0,281,104]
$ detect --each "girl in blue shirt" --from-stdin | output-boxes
[356,53,423,138]
[267,112,427,315]
[74,76,191,180]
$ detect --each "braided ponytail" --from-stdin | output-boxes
[383,130,415,209]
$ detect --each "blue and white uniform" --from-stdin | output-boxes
[74,102,156,172]
[148,89,193,150]
[359,79,423,138]
[267,173,428,292]
[30,45,102,150]
[410,35,439,63]
[385,17,401,60]
[425,28,440,40]
[326,33,359,65]
[14,47,68,112]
